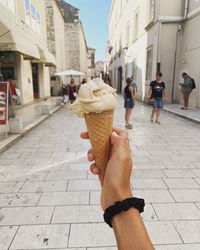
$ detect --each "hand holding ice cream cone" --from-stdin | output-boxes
[72,78,117,185]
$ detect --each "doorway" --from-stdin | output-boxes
[117,66,123,93]
[32,63,39,98]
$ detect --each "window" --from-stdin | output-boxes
[30,3,37,31]
[24,0,31,26]
[149,0,155,23]
[0,0,16,14]
[24,0,40,34]
[146,47,153,80]
[36,11,41,34]
[133,8,139,42]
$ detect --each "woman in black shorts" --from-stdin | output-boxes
[124,77,136,129]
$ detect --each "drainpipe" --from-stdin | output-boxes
[171,25,181,103]
[171,0,189,103]
[184,0,189,19]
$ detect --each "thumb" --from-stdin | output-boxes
[111,131,119,145]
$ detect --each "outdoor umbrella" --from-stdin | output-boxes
[55,69,85,78]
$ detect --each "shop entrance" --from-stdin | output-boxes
[32,63,39,98]
[117,66,123,93]
[0,52,15,81]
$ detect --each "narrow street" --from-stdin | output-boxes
[0,98,200,249]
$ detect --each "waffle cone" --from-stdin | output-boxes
[85,110,114,185]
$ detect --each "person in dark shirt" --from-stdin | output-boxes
[68,79,78,104]
[148,72,167,124]
[124,77,136,129]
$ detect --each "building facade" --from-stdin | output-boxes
[57,0,88,83]
[108,0,148,100]
[95,61,106,78]
[87,47,96,80]
[173,0,200,108]
[45,0,65,95]
[108,0,200,108]
[0,0,56,105]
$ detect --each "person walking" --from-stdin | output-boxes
[124,77,136,129]
[81,78,87,84]
[131,75,137,92]
[8,79,17,105]
[148,72,167,124]
[179,72,193,110]
[68,79,78,104]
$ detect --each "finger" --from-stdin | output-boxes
[112,128,128,140]
[87,149,95,161]
[112,127,124,134]
[111,131,120,144]
[80,132,89,139]
[90,163,100,175]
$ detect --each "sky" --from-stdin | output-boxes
[64,0,111,61]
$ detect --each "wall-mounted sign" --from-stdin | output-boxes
[0,82,9,125]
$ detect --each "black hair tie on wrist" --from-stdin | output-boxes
[103,197,145,228]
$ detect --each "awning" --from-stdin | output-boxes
[0,21,40,60]
[36,45,56,67]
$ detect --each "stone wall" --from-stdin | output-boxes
[65,22,80,71]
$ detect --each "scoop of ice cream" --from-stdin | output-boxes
[72,78,117,117]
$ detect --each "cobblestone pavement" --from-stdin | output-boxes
[0,98,200,250]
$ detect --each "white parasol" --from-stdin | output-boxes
[55,69,85,78]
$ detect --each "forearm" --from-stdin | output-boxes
[112,208,154,250]
[148,88,152,98]
[131,94,135,102]
[163,90,167,99]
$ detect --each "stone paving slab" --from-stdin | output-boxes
[68,223,116,248]
[173,221,200,243]
[19,181,68,193]
[38,191,89,206]
[131,178,167,189]
[169,189,200,202]
[152,203,200,220]
[68,180,101,191]
[155,244,200,250]
[163,169,198,178]
[10,224,70,249]
[145,221,182,245]
[0,193,41,207]
[0,207,54,226]
[52,205,102,224]
[3,172,48,182]
[163,178,200,188]
[45,170,88,181]
[0,226,18,249]
[89,248,116,250]
[0,181,23,193]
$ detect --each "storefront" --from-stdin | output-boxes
[0,15,56,104]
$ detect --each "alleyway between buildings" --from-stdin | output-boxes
[0,98,200,249]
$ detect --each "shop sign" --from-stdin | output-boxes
[0,44,12,51]
[0,82,9,125]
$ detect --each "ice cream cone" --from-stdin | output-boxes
[85,109,114,185]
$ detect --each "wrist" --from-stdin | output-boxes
[102,189,133,211]
[104,197,145,228]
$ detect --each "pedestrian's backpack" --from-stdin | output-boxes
[190,77,196,89]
